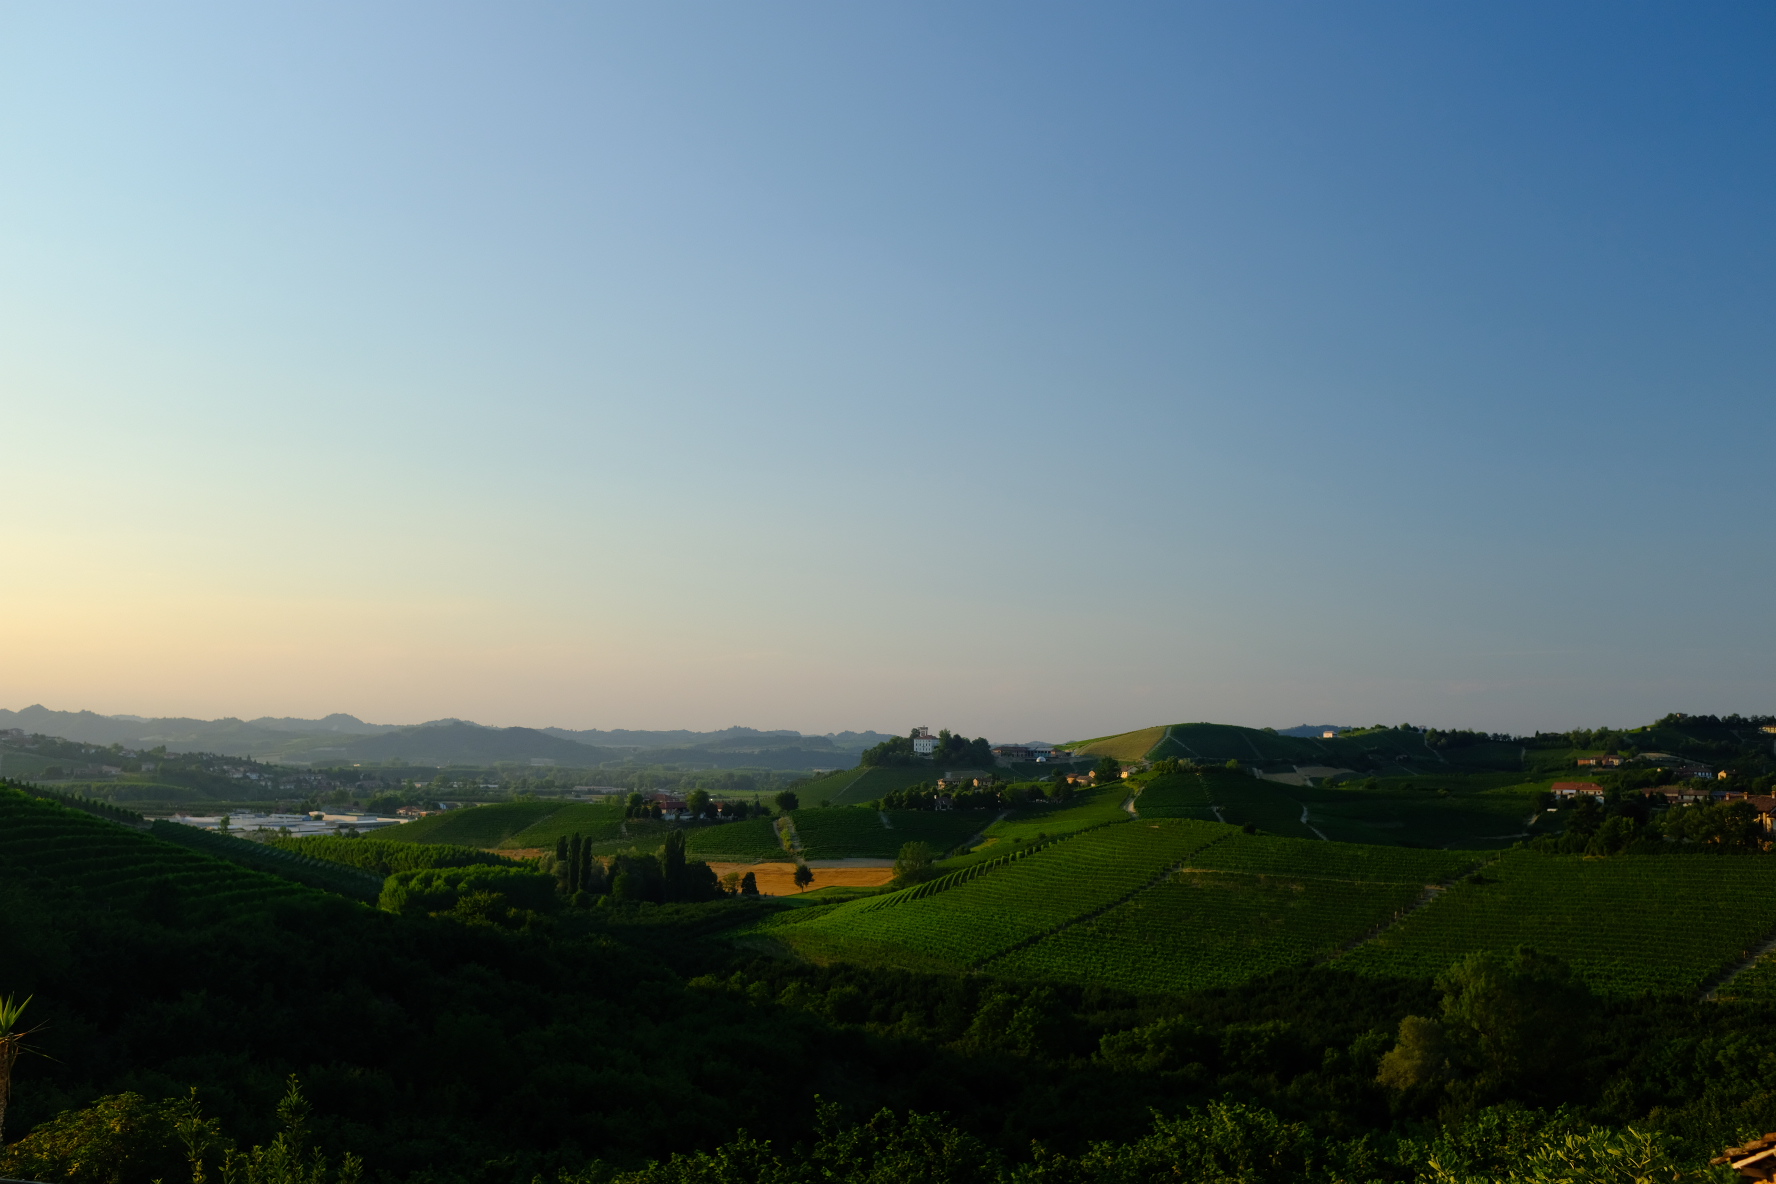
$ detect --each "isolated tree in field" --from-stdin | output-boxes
[686,789,711,819]
[740,871,760,896]
[0,994,41,1145]
[774,790,800,813]
[793,863,814,893]
[893,841,936,888]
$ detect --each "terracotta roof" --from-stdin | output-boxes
[1713,1131,1776,1176]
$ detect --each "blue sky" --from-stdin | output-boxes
[1,3,1771,738]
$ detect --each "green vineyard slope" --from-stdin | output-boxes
[1341,849,1776,997]
[765,819,1230,971]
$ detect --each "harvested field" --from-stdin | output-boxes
[707,861,895,896]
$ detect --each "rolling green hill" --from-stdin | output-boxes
[1341,849,1776,997]
[1067,721,1519,776]
[378,801,564,847]
[990,836,1480,995]
[822,766,936,805]
[760,819,1228,972]
[0,785,331,915]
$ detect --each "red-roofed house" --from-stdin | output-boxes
[1551,781,1606,799]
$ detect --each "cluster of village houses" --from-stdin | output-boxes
[1551,750,1776,831]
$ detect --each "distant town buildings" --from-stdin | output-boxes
[991,743,1058,763]
[167,812,408,837]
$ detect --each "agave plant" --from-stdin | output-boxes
[0,994,41,1146]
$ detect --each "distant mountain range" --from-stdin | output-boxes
[0,705,897,769]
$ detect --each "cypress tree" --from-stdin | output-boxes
[569,834,584,893]
[555,835,568,862]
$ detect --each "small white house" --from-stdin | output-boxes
[912,726,936,756]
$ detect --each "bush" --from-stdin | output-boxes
[378,866,557,917]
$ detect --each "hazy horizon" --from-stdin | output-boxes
[4,3,1772,737]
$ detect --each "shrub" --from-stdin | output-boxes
[378,866,556,917]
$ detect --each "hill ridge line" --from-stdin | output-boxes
[969,829,1234,973]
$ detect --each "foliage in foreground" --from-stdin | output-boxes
[0,1078,361,1184]
[572,1099,1730,1184]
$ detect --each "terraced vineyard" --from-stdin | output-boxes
[789,808,891,858]
[989,834,1477,995]
[502,802,627,848]
[1134,772,1213,817]
[265,834,517,875]
[380,801,563,847]
[799,767,871,805]
[950,787,1129,867]
[826,767,937,806]
[0,787,317,914]
[1715,954,1776,1004]
[686,817,786,861]
[766,819,1228,972]
[879,809,994,855]
[154,823,385,901]
[1190,835,1481,882]
[1205,773,1318,839]
[1342,850,1776,997]
[993,870,1422,995]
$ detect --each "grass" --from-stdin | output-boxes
[764,819,1229,972]
[1341,850,1776,997]
[378,802,564,848]
[1067,725,1170,762]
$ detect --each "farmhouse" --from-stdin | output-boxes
[1576,754,1625,768]
[911,726,936,756]
[1551,781,1606,799]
